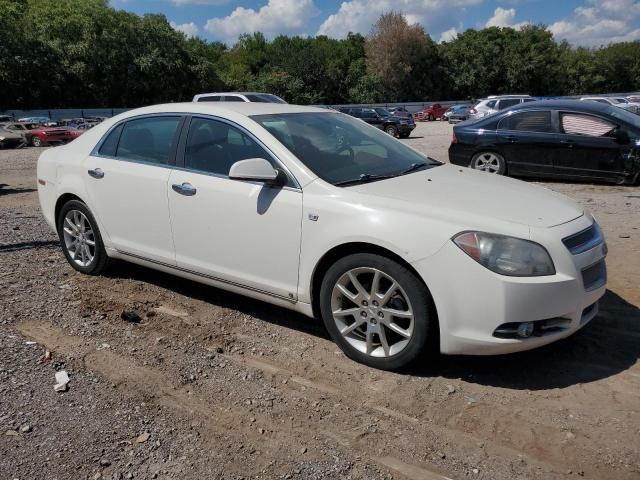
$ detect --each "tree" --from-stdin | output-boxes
[365,12,442,101]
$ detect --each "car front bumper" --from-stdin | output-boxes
[411,215,607,355]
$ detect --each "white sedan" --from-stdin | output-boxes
[37,103,607,370]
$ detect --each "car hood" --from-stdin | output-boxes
[346,164,583,229]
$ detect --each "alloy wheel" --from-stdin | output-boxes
[330,267,414,358]
[62,209,96,267]
[473,152,501,173]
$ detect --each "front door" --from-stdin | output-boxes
[554,112,627,180]
[168,116,303,300]
[83,115,183,264]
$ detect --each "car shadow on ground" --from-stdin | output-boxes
[108,262,639,390]
[0,184,37,196]
[0,239,59,252]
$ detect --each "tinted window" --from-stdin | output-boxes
[98,123,124,156]
[560,113,616,137]
[499,111,553,133]
[116,116,181,165]
[486,100,497,109]
[361,108,378,119]
[498,99,521,110]
[197,96,221,102]
[522,98,536,103]
[222,96,245,102]
[245,94,269,102]
[184,117,271,176]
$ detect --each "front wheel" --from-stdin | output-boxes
[32,136,42,147]
[471,151,506,175]
[57,199,110,275]
[319,253,436,371]
[384,125,398,137]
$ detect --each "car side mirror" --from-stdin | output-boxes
[612,128,630,145]
[228,158,285,186]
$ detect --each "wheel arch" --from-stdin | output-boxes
[310,242,439,336]
[54,193,86,233]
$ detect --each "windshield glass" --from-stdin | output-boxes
[612,98,627,104]
[608,106,640,129]
[252,112,440,185]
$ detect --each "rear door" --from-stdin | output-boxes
[554,111,627,179]
[83,115,183,263]
[496,110,559,175]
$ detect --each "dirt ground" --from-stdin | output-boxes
[1,121,639,480]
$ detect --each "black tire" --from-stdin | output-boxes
[319,253,436,371]
[428,114,435,121]
[399,132,409,139]
[32,136,42,147]
[56,199,110,275]
[470,151,506,175]
[384,125,398,137]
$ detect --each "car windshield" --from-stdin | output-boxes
[612,98,628,104]
[252,112,440,185]
[608,106,640,129]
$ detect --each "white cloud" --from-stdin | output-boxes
[485,7,529,29]
[204,0,318,44]
[317,0,482,39]
[549,0,640,46]
[439,27,459,43]
[170,21,199,38]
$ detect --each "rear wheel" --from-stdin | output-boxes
[319,253,436,371]
[428,114,435,121]
[57,200,110,275]
[471,151,506,175]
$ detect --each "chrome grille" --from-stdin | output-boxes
[562,222,603,255]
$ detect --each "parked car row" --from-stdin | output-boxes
[0,115,107,149]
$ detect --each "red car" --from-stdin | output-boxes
[414,103,448,121]
[30,126,75,147]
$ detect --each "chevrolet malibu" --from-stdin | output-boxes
[37,103,608,370]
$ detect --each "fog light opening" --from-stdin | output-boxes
[516,322,534,338]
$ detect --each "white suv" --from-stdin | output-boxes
[37,102,606,370]
[469,95,536,119]
[193,92,287,103]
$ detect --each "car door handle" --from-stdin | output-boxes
[172,182,197,196]
[505,135,519,143]
[87,168,104,179]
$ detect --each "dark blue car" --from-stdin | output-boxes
[448,100,640,185]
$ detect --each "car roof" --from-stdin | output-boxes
[508,99,613,114]
[195,92,277,96]
[117,102,331,119]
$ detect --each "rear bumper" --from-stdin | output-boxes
[448,144,473,166]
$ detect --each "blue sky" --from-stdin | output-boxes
[110,0,640,46]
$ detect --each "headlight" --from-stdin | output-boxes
[453,231,555,276]
[0,136,4,141]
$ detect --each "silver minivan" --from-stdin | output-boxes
[469,95,536,119]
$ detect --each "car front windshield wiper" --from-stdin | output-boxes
[399,158,441,175]
[333,172,399,187]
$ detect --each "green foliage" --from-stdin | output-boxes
[0,1,638,110]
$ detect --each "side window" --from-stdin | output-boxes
[98,123,124,156]
[522,98,536,103]
[560,113,616,137]
[498,99,520,110]
[184,117,273,176]
[361,109,377,119]
[116,116,181,165]
[486,100,497,109]
[198,96,221,102]
[499,111,553,133]
[222,96,245,102]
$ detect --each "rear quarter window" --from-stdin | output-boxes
[98,124,123,156]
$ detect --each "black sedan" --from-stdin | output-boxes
[448,100,640,184]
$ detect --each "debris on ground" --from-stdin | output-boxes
[121,310,142,323]
[54,370,70,392]
[135,432,150,443]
